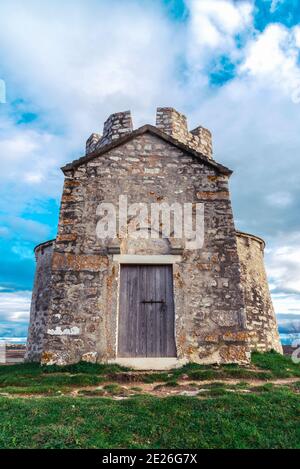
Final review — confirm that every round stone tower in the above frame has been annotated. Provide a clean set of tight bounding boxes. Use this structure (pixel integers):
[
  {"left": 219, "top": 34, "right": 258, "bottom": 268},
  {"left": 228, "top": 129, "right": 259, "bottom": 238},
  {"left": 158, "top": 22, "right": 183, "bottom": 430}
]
[
  {"left": 25, "top": 240, "right": 54, "bottom": 361},
  {"left": 236, "top": 231, "right": 282, "bottom": 353}
]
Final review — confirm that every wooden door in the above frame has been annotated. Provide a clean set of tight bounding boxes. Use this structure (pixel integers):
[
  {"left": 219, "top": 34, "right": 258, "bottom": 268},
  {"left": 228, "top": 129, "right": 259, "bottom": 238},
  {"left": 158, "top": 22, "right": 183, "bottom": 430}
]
[{"left": 118, "top": 265, "right": 177, "bottom": 357}]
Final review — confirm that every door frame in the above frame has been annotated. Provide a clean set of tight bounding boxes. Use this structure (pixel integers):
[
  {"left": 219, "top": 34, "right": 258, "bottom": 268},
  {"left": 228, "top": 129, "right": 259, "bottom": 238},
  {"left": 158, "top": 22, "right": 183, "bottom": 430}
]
[
  {"left": 113, "top": 254, "right": 182, "bottom": 264},
  {"left": 114, "top": 255, "right": 182, "bottom": 361}
]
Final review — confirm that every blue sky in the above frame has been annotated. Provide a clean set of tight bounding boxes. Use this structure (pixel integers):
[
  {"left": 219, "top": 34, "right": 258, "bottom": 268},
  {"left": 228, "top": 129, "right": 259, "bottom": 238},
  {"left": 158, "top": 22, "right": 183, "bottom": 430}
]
[{"left": 0, "top": 0, "right": 300, "bottom": 342}]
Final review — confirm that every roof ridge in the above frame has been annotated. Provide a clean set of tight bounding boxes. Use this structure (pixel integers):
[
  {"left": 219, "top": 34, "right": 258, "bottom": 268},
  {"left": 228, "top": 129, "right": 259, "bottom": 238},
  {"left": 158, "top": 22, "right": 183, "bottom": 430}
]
[{"left": 61, "top": 125, "right": 232, "bottom": 175}]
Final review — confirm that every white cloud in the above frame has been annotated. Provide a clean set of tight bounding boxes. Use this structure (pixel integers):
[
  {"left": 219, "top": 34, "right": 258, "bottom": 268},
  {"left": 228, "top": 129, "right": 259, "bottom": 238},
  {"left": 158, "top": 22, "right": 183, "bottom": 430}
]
[
  {"left": 265, "top": 191, "right": 293, "bottom": 208},
  {"left": 0, "top": 0, "right": 182, "bottom": 132},
  {"left": 0, "top": 133, "right": 38, "bottom": 158},
  {"left": 272, "top": 294, "right": 300, "bottom": 316},
  {"left": 240, "top": 24, "right": 300, "bottom": 99},
  {"left": 0, "top": 0, "right": 184, "bottom": 215},
  {"left": 11, "top": 243, "right": 34, "bottom": 260},
  {"left": 2, "top": 217, "right": 51, "bottom": 243},
  {"left": 295, "top": 26, "right": 300, "bottom": 48},
  {"left": 23, "top": 171, "right": 44, "bottom": 184},
  {"left": 188, "top": 0, "right": 253, "bottom": 45},
  {"left": 186, "top": 0, "right": 253, "bottom": 69},
  {"left": 266, "top": 232, "right": 300, "bottom": 295},
  {"left": 0, "top": 289, "right": 31, "bottom": 323},
  {"left": 0, "top": 115, "right": 67, "bottom": 212}
]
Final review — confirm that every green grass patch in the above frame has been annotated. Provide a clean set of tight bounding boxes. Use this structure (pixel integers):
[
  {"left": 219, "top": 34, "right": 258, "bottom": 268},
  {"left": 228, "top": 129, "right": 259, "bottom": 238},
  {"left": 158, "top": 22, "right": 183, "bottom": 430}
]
[
  {"left": 0, "top": 352, "right": 300, "bottom": 448},
  {"left": 0, "top": 361, "right": 128, "bottom": 377},
  {"left": 0, "top": 389, "right": 299, "bottom": 448},
  {"left": 0, "top": 351, "right": 299, "bottom": 394},
  {"left": 292, "top": 381, "right": 300, "bottom": 390},
  {"left": 43, "top": 362, "right": 129, "bottom": 375},
  {"left": 138, "top": 372, "right": 170, "bottom": 383},
  {"left": 0, "top": 373, "right": 104, "bottom": 388},
  {"left": 130, "top": 386, "right": 143, "bottom": 392},
  {"left": 77, "top": 389, "right": 105, "bottom": 397},
  {"left": 103, "top": 384, "right": 122, "bottom": 393},
  {"left": 232, "top": 381, "right": 250, "bottom": 389},
  {"left": 0, "top": 385, "right": 68, "bottom": 396},
  {"left": 203, "top": 387, "right": 229, "bottom": 397},
  {"left": 153, "top": 380, "right": 179, "bottom": 390},
  {"left": 251, "top": 350, "right": 300, "bottom": 378},
  {"left": 185, "top": 369, "right": 217, "bottom": 380},
  {"left": 164, "top": 380, "right": 179, "bottom": 387}
]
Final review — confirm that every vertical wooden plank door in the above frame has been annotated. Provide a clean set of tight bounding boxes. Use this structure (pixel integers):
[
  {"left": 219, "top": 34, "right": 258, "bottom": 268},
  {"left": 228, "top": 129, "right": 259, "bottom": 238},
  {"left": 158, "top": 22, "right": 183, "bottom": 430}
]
[{"left": 118, "top": 265, "right": 177, "bottom": 357}]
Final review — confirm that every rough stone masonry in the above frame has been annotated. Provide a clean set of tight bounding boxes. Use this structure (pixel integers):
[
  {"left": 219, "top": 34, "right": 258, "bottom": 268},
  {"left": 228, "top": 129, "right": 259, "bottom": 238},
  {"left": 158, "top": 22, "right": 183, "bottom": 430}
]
[{"left": 25, "top": 107, "right": 282, "bottom": 367}]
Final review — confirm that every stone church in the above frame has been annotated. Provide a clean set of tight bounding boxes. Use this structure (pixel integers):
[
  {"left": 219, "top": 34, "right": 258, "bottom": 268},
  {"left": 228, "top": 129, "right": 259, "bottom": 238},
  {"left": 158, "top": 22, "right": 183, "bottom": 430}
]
[{"left": 25, "top": 107, "right": 282, "bottom": 368}]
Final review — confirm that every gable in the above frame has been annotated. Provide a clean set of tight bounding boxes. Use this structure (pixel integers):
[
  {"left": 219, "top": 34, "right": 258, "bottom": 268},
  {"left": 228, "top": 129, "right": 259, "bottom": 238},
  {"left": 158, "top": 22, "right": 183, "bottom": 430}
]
[{"left": 61, "top": 125, "right": 232, "bottom": 176}]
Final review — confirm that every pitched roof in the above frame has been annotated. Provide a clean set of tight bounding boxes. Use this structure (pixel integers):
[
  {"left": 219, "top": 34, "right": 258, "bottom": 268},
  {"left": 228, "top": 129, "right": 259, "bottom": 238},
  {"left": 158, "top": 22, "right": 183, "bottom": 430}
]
[{"left": 61, "top": 124, "right": 232, "bottom": 175}]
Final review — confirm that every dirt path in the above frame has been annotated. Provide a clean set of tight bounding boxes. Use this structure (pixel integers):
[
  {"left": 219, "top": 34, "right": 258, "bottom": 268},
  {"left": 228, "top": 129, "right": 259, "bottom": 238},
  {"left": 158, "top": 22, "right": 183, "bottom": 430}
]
[{"left": 1, "top": 377, "right": 299, "bottom": 399}]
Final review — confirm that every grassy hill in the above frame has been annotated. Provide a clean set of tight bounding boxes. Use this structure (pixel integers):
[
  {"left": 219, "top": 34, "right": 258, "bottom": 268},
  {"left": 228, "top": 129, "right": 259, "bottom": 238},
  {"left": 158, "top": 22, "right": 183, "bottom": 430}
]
[{"left": 0, "top": 351, "right": 300, "bottom": 449}]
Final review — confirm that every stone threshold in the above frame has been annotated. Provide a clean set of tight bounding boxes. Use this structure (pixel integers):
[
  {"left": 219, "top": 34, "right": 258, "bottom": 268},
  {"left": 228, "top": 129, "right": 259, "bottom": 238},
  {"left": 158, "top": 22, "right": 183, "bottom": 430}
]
[{"left": 108, "top": 357, "right": 188, "bottom": 370}]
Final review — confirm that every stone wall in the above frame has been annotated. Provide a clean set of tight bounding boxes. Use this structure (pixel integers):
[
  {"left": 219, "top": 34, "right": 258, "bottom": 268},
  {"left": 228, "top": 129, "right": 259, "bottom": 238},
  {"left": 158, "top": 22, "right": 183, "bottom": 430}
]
[
  {"left": 236, "top": 231, "right": 282, "bottom": 353},
  {"left": 40, "top": 122, "right": 249, "bottom": 365},
  {"left": 25, "top": 240, "right": 54, "bottom": 362}
]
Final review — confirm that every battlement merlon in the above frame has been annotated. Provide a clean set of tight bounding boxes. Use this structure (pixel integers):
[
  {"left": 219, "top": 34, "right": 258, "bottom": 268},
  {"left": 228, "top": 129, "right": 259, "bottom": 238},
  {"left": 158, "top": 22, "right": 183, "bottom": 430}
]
[
  {"left": 85, "top": 107, "right": 212, "bottom": 159},
  {"left": 155, "top": 107, "right": 213, "bottom": 159}
]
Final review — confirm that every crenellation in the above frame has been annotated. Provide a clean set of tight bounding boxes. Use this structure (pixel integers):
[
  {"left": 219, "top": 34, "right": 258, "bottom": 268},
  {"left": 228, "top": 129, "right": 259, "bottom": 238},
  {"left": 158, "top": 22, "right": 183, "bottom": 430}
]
[
  {"left": 86, "top": 133, "right": 101, "bottom": 154},
  {"left": 190, "top": 126, "right": 213, "bottom": 158},
  {"left": 156, "top": 107, "right": 189, "bottom": 141},
  {"left": 155, "top": 107, "right": 213, "bottom": 159},
  {"left": 85, "top": 108, "right": 213, "bottom": 158},
  {"left": 96, "top": 110, "right": 133, "bottom": 148}
]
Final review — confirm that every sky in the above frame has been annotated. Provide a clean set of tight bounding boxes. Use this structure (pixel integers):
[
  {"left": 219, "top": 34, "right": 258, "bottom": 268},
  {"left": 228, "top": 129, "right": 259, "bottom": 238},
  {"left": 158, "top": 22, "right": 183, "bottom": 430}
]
[{"left": 0, "top": 0, "right": 300, "bottom": 343}]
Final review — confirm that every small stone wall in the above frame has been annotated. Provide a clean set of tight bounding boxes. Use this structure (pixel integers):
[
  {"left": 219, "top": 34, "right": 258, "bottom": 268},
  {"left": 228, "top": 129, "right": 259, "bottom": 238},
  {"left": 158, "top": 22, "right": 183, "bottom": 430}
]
[
  {"left": 236, "top": 231, "right": 282, "bottom": 353},
  {"left": 25, "top": 240, "right": 54, "bottom": 361}
]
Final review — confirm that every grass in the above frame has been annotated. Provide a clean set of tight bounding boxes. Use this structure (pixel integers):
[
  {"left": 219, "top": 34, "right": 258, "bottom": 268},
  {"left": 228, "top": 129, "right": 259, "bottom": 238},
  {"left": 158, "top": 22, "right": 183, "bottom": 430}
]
[
  {"left": 251, "top": 350, "right": 300, "bottom": 378},
  {"left": 0, "top": 373, "right": 105, "bottom": 387},
  {"left": 0, "top": 361, "right": 128, "bottom": 377},
  {"left": 0, "top": 351, "right": 298, "bottom": 394},
  {"left": 0, "top": 351, "right": 300, "bottom": 448},
  {"left": 0, "top": 389, "right": 299, "bottom": 448}
]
